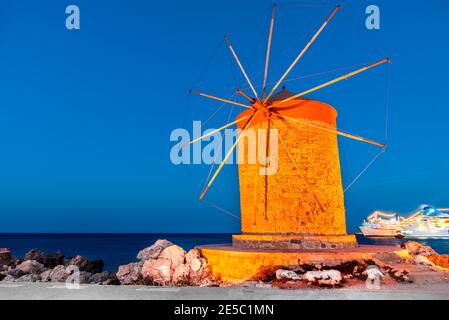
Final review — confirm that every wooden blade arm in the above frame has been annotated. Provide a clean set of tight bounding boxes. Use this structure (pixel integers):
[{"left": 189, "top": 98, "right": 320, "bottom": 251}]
[
  {"left": 272, "top": 112, "right": 386, "bottom": 148},
  {"left": 190, "top": 89, "right": 252, "bottom": 109},
  {"left": 199, "top": 111, "right": 259, "bottom": 200},
  {"left": 268, "top": 58, "right": 390, "bottom": 109},
  {"left": 224, "top": 36, "right": 260, "bottom": 101},
  {"left": 183, "top": 115, "right": 252, "bottom": 147},
  {"left": 262, "top": 4, "right": 277, "bottom": 101},
  {"left": 263, "top": 5, "right": 341, "bottom": 103}
]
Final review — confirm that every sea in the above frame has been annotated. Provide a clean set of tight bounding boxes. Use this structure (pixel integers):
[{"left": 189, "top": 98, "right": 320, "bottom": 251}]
[{"left": 1, "top": 233, "right": 448, "bottom": 272}]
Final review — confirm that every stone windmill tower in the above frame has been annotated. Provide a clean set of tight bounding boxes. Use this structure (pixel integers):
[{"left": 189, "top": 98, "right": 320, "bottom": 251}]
[{"left": 189, "top": 5, "right": 390, "bottom": 281}]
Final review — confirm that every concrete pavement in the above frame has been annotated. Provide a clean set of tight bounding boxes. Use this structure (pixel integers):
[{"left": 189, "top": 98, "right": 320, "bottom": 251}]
[{"left": 0, "top": 282, "right": 448, "bottom": 300}]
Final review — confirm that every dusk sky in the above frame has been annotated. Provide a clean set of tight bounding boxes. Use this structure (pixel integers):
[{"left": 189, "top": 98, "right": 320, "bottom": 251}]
[{"left": 0, "top": 0, "right": 448, "bottom": 233}]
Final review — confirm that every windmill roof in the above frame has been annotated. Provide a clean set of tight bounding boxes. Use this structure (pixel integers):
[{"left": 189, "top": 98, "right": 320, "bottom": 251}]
[{"left": 267, "top": 86, "right": 309, "bottom": 103}]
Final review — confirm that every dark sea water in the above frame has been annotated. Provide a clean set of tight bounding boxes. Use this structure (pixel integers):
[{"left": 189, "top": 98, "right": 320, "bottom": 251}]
[{"left": 0, "top": 233, "right": 448, "bottom": 272}]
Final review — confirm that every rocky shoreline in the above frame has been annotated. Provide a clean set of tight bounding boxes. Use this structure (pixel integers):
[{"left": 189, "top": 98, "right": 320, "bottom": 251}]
[{"left": 1, "top": 240, "right": 449, "bottom": 288}]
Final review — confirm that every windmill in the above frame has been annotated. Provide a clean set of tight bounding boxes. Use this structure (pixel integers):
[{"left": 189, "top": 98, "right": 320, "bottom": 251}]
[{"left": 188, "top": 4, "right": 390, "bottom": 249}]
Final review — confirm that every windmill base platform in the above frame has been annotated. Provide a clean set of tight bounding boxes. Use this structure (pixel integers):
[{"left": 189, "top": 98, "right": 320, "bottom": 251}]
[{"left": 199, "top": 241, "right": 408, "bottom": 283}]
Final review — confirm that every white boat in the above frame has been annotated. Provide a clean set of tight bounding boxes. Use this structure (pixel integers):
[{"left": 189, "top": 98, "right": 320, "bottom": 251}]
[
  {"left": 400, "top": 206, "right": 449, "bottom": 239},
  {"left": 359, "top": 211, "right": 401, "bottom": 237}
]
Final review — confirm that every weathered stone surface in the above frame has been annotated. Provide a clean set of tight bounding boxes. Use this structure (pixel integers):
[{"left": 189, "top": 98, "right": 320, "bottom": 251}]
[
  {"left": 24, "top": 249, "right": 45, "bottom": 262},
  {"left": 2, "top": 275, "right": 15, "bottom": 282},
  {"left": 402, "top": 241, "right": 436, "bottom": 256},
  {"left": 304, "top": 270, "right": 342, "bottom": 286},
  {"left": 275, "top": 269, "right": 301, "bottom": 281},
  {"left": 172, "top": 264, "right": 190, "bottom": 285},
  {"left": 67, "top": 255, "right": 103, "bottom": 273},
  {"left": 40, "top": 270, "right": 51, "bottom": 282},
  {"left": 412, "top": 255, "right": 433, "bottom": 266},
  {"left": 141, "top": 258, "right": 172, "bottom": 284},
  {"left": 15, "top": 274, "right": 41, "bottom": 282},
  {"left": 116, "top": 262, "right": 143, "bottom": 285},
  {"left": 78, "top": 271, "right": 92, "bottom": 284},
  {"left": 0, "top": 248, "right": 16, "bottom": 266},
  {"left": 49, "top": 265, "right": 69, "bottom": 282},
  {"left": 17, "top": 260, "right": 46, "bottom": 275},
  {"left": 137, "top": 240, "right": 174, "bottom": 261},
  {"left": 8, "top": 268, "right": 26, "bottom": 279},
  {"left": 158, "top": 245, "right": 185, "bottom": 269},
  {"left": 89, "top": 271, "right": 109, "bottom": 284},
  {"left": 186, "top": 248, "right": 201, "bottom": 265},
  {"left": 190, "top": 258, "right": 202, "bottom": 272},
  {"left": 390, "top": 269, "right": 412, "bottom": 283}
]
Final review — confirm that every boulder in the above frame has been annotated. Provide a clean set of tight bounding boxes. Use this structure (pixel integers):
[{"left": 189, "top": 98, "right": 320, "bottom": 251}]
[
  {"left": 172, "top": 264, "right": 190, "bottom": 285},
  {"left": 42, "top": 251, "right": 65, "bottom": 268},
  {"left": 15, "top": 274, "right": 41, "bottom": 282},
  {"left": 185, "top": 248, "right": 201, "bottom": 265},
  {"left": 24, "top": 249, "right": 45, "bottom": 263},
  {"left": 49, "top": 265, "right": 69, "bottom": 282},
  {"left": 7, "top": 268, "right": 26, "bottom": 279},
  {"left": 275, "top": 269, "right": 301, "bottom": 281},
  {"left": 0, "top": 248, "right": 16, "bottom": 266},
  {"left": 190, "top": 258, "right": 202, "bottom": 272},
  {"left": 402, "top": 241, "right": 436, "bottom": 256},
  {"left": 67, "top": 255, "right": 103, "bottom": 273},
  {"left": 304, "top": 270, "right": 342, "bottom": 287},
  {"left": 188, "top": 258, "right": 212, "bottom": 285},
  {"left": 141, "top": 258, "right": 172, "bottom": 284},
  {"left": 137, "top": 239, "right": 174, "bottom": 261},
  {"left": 89, "top": 271, "right": 111, "bottom": 284},
  {"left": 40, "top": 269, "right": 51, "bottom": 282},
  {"left": 116, "top": 262, "right": 143, "bottom": 285},
  {"left": 390, "top": 269, "right": 412, "bottom": 283},
  {"left": 17, "top": 260, "right": 46, "bottom": 275},
  {"left": 412, "top": 255, "right": 433, "bottom": 266},
  {"left": 2, "top": 275, "right": 15, "bottom": 282},
  {"left": 78, "top": 271, "right": 92, "bottom": 284},
  {"left": 159, "top": 245, "right": 185, "bottom": 269}
]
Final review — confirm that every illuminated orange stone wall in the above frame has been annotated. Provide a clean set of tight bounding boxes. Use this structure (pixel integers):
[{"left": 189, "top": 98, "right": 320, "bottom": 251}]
[{"left": 234, "top": 97, "right": 355, "bottom": 248}]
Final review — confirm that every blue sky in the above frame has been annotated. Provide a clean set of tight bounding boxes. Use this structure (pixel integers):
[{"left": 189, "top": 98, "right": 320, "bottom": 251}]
[{"left": 0, "top": 0, "right": 448, "bottom": 232}]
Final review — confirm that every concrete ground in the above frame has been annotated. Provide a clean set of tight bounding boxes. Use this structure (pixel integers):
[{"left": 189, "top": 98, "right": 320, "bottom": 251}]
[{"left": 0, "top": 282, "right": 448, "bottom": 300}]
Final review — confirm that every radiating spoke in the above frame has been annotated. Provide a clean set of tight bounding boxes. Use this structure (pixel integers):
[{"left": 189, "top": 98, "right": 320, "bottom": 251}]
[
  {"left": 183, "top": 115, "right": 252, "bottom": 147},
  {"left": 224, "top": 36, "right": 260, "bottom": 101},
  {"left": 191, "top": 89, "right": 253, "bottom": 109},
  {"left": 262, "top": 4, "right": 277, "bottom": 101},
  {"left": 268, "top": 58, "right": 390, "bottom": 109},
  {"left": 264, "top": 5, "right": 341, "bottom": 103},
  {"left": 199, "top": 110, "right": 259, "bottom": 200},
  {"left": 272, "top": 112, "right": 386, "bottom": 148}
]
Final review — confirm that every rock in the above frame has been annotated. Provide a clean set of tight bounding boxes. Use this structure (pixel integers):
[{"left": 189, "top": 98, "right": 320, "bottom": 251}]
[
  {"left": 15, "top": 274, "right": 41, "bottom": 282},
  {"left": 188, "top": 258, "right": 212, "bottom": 285},
  {"left": 67, "top": 255, "right": 103, "bottom": 273},
  {"left": 413, "top": 255, "right": 433, "bottom": 266},
  {"left": 343, "top": 274, "right": 354, "bottom": 280},
  {"left": 0, "top": 272, "right": 5, "bottom": 281},
  {"left": 0, "top": 248, "right": 16, "bottom": 266},
  {"left": 42, "top": 252, "right": 65, "bottom": 269},
  {"left": 40, "top": 270, "right": 51, "bottom": 282},
  {"left": 352, "top": 265, "right": 367, "bottom": 279},
  {"left": 2, "top": 275, "right": 15, "bottom": 282},
  {"left": 275, "top": 269, "right": 301, "bottom": 281},
  {"left": 363, "top": 266, "right": 385, "bottom": 281},
  {"left": 17, "top": 260, "right": 46, "bottom": 275},
  {"left": 158, "top": 245, "right": 185, "bottom": 269},
  {"left": 89, "top": 271, "right": 110, "bottom": 284},
  {"left": 390, "top": 269, "right": 412, "bottom": 283},
  {"left": 172, "top": 264, "right": 190, "bottom": 285},
  {"left": 7, "top": 268, "right": 26, "bottom": 279},
  {"left": 402, "top": 241, "right": 436, "bottom": 256},
  {"left": 288, "top": 266, "right": 305, "bottom": 274},
  {"left": 137, "top": 239, "right": 174, "bottom": 261},
  {"left": 190, "top": 258, "right": 202, "bottom": 272},
  {"left": 78, "top": 271, "right": 92, "bottom": 284},
  {"left": 186, "top": 248, "right": 201, "bottom": 265},
  {"left": 101, "top": 273, "right": 120, "bottom": 286},
  {"left": 304, "top": 270, "right": 342, "bottom": 287},
  {"left": 427, "top": 254, "right": 449, "bottom": 269},
  {"left": 24, "top": 248, "right": 45, "bottom": 263},
  {"left": 141, "top": 258, "right": 172, "bottom": 284},
  {"left": 49, "top": 265, "right": 69, "bottom": 282},
  {"left": 116, "top": 262, "right": 143, "bottom": 285}
]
